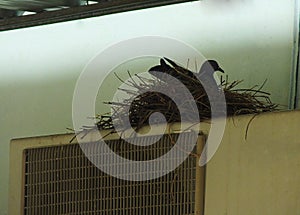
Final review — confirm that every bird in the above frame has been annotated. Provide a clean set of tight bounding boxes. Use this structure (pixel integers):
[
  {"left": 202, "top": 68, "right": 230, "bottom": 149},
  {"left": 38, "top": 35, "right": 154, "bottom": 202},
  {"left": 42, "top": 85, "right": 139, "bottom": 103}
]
[
  {"left": 148, "top": 57, "right": 226, "bottom": 118},
  {"left": 148, "top": 57, "right": 224, "bottom": 87}
]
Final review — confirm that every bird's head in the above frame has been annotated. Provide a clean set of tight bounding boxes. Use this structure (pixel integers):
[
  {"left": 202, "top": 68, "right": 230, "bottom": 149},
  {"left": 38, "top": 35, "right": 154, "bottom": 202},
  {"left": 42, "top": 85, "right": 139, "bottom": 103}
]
[{"left": 201, "top": 60, "right": 224, "bottom": 74}]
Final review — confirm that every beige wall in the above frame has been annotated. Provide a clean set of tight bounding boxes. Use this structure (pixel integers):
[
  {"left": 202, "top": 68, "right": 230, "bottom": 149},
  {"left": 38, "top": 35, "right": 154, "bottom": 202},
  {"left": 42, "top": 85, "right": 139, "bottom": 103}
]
[
  {"left": 9, "top": 110, "right": 300, "bottom": 214},
  {"left": 205, "top": 110, "right": 300, "bottom": 214}
]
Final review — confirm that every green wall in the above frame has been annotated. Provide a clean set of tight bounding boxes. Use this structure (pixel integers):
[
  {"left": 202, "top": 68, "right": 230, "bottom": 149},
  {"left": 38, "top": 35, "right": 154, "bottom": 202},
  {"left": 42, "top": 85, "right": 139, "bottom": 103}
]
[{"left": 0, "top": 0, "right": 296, "bottom": 214}]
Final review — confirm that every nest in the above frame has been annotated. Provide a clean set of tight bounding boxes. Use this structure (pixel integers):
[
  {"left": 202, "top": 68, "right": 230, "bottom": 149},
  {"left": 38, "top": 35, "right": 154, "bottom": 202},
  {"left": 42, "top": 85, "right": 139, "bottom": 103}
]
[{"left": 93, "top": 61, "right": 278, "bottom": 133}]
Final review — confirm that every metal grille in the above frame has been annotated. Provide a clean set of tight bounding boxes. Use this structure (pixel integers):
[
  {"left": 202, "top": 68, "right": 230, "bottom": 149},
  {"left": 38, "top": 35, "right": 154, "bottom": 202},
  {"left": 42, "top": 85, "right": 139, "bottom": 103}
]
[
  {"left": 0, "top": 0, "right": 80, "bottom": 11},
  {"left": 0, "top": 0, "right": 196, "bottom": 31},
  {"left": 24, "top": 133, "right": 197, "bottom": 215}
]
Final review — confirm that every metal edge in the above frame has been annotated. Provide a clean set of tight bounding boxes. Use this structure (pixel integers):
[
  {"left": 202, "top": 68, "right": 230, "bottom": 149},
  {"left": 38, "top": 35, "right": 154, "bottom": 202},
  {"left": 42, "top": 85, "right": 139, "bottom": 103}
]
[{"left": 289, "top": 0, "right": 300, "bottom": 109}]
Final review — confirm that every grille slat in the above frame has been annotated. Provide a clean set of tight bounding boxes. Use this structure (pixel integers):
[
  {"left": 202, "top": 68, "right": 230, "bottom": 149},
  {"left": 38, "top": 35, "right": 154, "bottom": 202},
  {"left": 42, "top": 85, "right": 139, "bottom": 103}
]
[{"left": 24, "top": 133, "right": 197, "bottom": 215}]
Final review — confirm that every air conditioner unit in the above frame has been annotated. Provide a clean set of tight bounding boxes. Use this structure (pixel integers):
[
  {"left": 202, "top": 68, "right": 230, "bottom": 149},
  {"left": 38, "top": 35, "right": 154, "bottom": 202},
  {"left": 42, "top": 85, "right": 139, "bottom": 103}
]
[{"left": 9, "top": 123, "right": 205, "bottom": 215}]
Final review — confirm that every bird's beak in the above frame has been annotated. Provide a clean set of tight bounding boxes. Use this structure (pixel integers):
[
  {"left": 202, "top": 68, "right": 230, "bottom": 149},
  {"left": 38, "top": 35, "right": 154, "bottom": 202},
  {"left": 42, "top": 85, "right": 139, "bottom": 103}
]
[{"left": 218, "top": 67, "right": 225, "bottom": 73}]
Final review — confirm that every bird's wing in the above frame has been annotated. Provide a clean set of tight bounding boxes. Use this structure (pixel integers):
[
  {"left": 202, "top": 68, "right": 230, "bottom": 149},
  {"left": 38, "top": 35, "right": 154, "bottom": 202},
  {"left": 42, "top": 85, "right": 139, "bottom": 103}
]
[
  {"left": 149, "top": 58, "right": 202, "bottom": 85},
  {"left": 163, "top": 57, "right": 197, "bottom": 78},
  {"left": 148, "top": 59, "right": 176, "bottom": 82}
]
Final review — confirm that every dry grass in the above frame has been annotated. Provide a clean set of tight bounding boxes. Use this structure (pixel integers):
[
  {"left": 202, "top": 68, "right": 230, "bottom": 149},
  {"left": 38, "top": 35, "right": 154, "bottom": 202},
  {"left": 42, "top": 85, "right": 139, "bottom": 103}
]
[{"left": 93, "top": 70, "right": 278, "bottom": 133}]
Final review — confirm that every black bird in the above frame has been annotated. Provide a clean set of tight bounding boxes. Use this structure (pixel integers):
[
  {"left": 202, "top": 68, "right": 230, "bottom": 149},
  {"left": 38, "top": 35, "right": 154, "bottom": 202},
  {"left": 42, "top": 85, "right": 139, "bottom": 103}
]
[
  {"left": 148, "top": 57, "right": 226, "bottom": 118},
  {"left": 148, "top": 57, "right": 224, "bottom": 86}
]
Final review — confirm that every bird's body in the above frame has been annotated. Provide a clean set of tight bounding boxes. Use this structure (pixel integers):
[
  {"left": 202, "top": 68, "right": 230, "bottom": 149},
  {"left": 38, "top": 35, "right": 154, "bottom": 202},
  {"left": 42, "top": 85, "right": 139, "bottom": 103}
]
[{"left": 148, "top": 58, "right": 198, "bottom": 85}]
